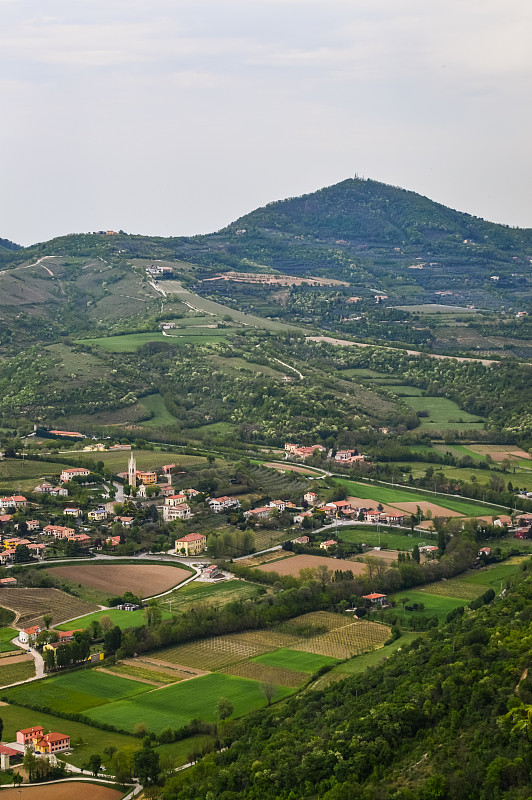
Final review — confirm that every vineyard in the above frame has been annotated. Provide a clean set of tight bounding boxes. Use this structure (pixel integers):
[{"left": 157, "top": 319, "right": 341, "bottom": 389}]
[
  {"left": 156, "top": 611, "right": 391, "bottom": 679},
  {"left": 222, "top": 660, "right": 308, "bottom": 688},
  {"left": 0, "top": 588, "right": 98, "bottom": 628},
  {"left": 246, "top": 464, "right": 309, "bottom": 499}
]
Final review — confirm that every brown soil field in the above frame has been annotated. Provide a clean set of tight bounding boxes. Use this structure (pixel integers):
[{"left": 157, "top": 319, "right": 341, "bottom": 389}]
[
  {"left": 202, "top": 272, "right": 348, "bottom": 287},
  {"left": 0, "top": 653, "right": 33, "bottom": 667},
  {"left": 237, "top": 551, "right": 295, "bottom": 567},
  {"left": 391, "top": 501, "right": 463, "bottom": 518},
  {"left": 469, "top": 444, "right": 531, "bottom": 461},
  {"left": 263, "top": 461, "right": 321, "bottom": 475},
  {"left": 47, "top": 564, "right": 190, "bottom": 598},
  {"left": 0, "top": 588, "right": 98, "bottom": 628},
  {"left": 256, "top": 554, "right": 367, "bottom": 578},
  {"left": 0, "top": 782, "right": 124, "bottom": 800},
  {"left": 346, "top": 496, "right": 401, "bottom": 516}
]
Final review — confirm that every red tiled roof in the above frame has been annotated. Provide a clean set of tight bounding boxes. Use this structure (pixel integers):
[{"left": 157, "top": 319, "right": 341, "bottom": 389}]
[
  {"left": 24, "top": 625, "right": 41, "bottom": 635},
  {"left": 363, "top": 593, "right": 387, "bottom": 600},
  {"left": 18, "top": 726, "right": 43, "bottom": 735},
  {"left": 176, "top": 533, "right": 206, "bottom": 543}
]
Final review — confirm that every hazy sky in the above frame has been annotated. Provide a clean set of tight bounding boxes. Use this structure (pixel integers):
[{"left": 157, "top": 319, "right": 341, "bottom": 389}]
[{"left": 1, "top": 0, "right": 531, "bottom": 245}]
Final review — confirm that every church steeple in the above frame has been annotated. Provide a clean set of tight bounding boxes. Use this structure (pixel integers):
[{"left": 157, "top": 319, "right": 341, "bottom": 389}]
[{"left": 128, "top": 453, "right": 137, "bottom": 488}]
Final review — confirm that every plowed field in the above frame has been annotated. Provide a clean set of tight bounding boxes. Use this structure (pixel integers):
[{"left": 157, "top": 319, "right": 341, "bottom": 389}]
[
  {"left": 47, "top": 564, "right": 190, "bottom": 597},
  {"left": 0, "top": 783, "right": 123, "bottom": 800},
  {"left": 256, "top": 554, "right": 367, "bottom": 577},
  {"left": 0, "top": 588, "right": 98, "bottom": 628}
]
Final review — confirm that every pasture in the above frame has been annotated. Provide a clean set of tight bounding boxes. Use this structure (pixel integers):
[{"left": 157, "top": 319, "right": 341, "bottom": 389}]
[
  {"left": 86, "top": 673, "right": 294, "bottom": 733},
  {"left": 402, "top": 396, "right": 485, "bottom": 432},
  {"left": 55, "top": 606, "right": 174, "bottom": 632},
  {"left": 338, "top": 527, "right": 437, "bottom": 551},
  {"left": 3, "top": 669, "right": 150, "bottom": 714},
  {"left": 0, "top": 627, "right": 20, "bottom": 653},
  {"left": 0, "top": 457, "right": 69, "bottom": 481},
  {"left": 254, "top": 648, "right": 338, "bottom": 673},
  {"left": 139, "top": 393, "right": 179, "bottom": 428},
  {"left": 47, "top": 563, "right": 192, "bottom": 599},
  {"left": 389, "top": 590, "right": 467, "bottom": 622},
  {"left": 0, "top": 588, "right": 98, "bottom": 629}
]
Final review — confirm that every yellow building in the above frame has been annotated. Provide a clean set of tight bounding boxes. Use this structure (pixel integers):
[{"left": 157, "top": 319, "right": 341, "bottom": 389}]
[
  {"left": 136, "top": 470, "right": 157, "bottom": 485},
  {"left": 175, "top": 532, "right": 206, "bottom": 556}
]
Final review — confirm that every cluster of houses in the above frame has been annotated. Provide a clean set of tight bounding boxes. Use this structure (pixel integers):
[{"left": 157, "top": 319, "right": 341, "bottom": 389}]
[
  {"left": 284, "top": 442, "right": 369, "bottom": 466},
  {"left": 298, "top": 492, "right": 405, "bottom": 526},
  {"left": 162, "top": 488, "right": 200, "bottom": 522},
  {"left": 0, "top": 535, "right": 45, "bottom": 566}
]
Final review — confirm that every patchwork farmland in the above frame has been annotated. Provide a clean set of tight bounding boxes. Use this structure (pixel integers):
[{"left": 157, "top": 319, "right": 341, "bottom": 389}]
[
  {"left": 0, "top": 588, "right": 98, "bottom": 629},
  {"left": 11, "top": 611, "right": 391, "bottom": 736}
]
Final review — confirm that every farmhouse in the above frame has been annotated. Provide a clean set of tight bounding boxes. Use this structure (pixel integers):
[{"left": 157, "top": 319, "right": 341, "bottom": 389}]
[
  {"left": 419, "top": 545, "right": 439, "bottom": 555},
  {"left": 334, "top": 450, "right": 367, "bottom": 464},
  {"left": 320, "top": 539, "right": 337, "bottom": 550},
  {"left": 31, "top": 731, "right": 71, "bottom": 754},
  {"left": 292, "top": 535, "right": 310, "bottom": 544},
  {"left": 209, "top": 496, "right": 240, "bottom": 513},
  {"left": 43, "top": 524, "right": 76, "bottom": 539},
  {"left": 479, "top": 547, "right": 491, "bottom": 556},
  {"left": 63, "top": 507, "right": 82, "bottom": 518},
  {"left": 0, "top": 496, "right": 27, "bottom": 509},
  {"left": 60, "top": 467, "right": 90, "bottom": 483},
  {"left": 17, "top": 725, "right": 45, "bottom": 745},
  {"left": 163, "top": 503, "right": 192, "bottom": 522},
  {"left": 286, "top": 444, "right": 326, "bottom": 461},
  {"left": 202, "top": 564, "right": 220, "bottom": 579},
  {"left": 88, "top": 507, "right": 108, "bottom": 521},
  {"left": 363, "top": 593, "right": 388, "bottom": 606},
  {"left": 175, "top": 532, "right": 206, "bottom": 556},
  {"left": 34, "top": 482, "right": 68, "bottom": 496},
  {"left": 293, "top": 512, "right": 312, "bottom": 525},
  {"left": 26, "top": 520, "right": 40, "bottom": 531},
  {"left": 165, "top": 494, "right": 188, "bottom": 506},
  {"left": 113, "top": 516, "right": 134, "bottom": 527},
  {"left": 19, "top": 625, "right": 41, "bottom": 644},
  {"left": 105, "top": 535, "right": 121, "bottom": 547},
  {"left": 304, "top": 491, "right": 318, "bottom": 505},
  {"left": 245, "top": 506, "right": 273, "bottom": 521},
  {"left": 0, "top": 577, "right": 17, "bottom": 587},
  {"left": 384, "top": 513, "right": 405, "bottom": 525},
  {"left": 269, "top": 499, "right": 287, "bottom": 513}
]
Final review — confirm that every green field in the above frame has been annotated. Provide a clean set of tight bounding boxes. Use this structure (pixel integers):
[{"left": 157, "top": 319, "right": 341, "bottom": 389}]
[
  {"left": 311, "top": 632, "right": 419, "bottom": 689},
  {"left": 0, "top": 457, "right": 69, "bottom": 481},
  {"left": 403, "top": 396, "right": 485, "bottom": 432},
  {"left": 335, "top": 478, "right": 500, "bottom": 517},
  {"left": 0, "top": 660, "right": 35, "bottom": 686},
  {"left": 139, "top": 393, "right": 179, "bottom": 428},
  {"left": 82, "top": 327, "right": 238, "bottom": 353},
  {"left": 158, "top": 579, "right": 263, "bottom": 614},
  {"left": 55, "top": 606, "right": 174, "bottom": 632},
  {"left": 254, "top": 648, "right": 338, "bottom": 674},
  {"left": 338, "top": 527, "right": 437, "bottom": 551},
  {"left": 384, "top": 385, "right": 424, "bottom": 396},
  {"left": 86, "top": 673, "right": 293, "bottom": 733},
  {"left": 4, "top": 669, "right": 150, "bottom": 713},
  {"left": 0, "top": 627, "right": 20, "bottom": 653},
  {"left": 460, "top": 560, "right": 525, "bottom": 588},
  {"left": 388, "top": 590, "right": 467, "bottom": 622}
]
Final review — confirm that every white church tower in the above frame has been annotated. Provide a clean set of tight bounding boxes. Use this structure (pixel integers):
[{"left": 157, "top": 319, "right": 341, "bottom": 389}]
[{"left": 128, "top": 453, "right": 137, "bottom": 488}]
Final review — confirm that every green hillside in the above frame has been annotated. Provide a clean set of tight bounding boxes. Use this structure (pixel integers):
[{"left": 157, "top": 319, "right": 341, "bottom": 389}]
[{"left": 162, "top": 571, "right": 532, "bottom": 800}]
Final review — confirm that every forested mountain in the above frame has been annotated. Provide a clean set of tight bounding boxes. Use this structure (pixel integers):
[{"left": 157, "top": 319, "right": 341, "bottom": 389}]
[{"left": 163, "top": 571, "right": 532, "bottom": 800}]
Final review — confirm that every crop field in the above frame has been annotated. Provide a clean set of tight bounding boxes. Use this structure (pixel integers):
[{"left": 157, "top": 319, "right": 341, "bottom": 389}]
[
  {"left": 0, "top": 457, "right": 69, "bottom": 481},
  {"left": 460, "top": 559, "right": 525, "bottom": 587},
  {"left": 158, "top": 579, "right": 263, "bottom": 613},
  {"left": 105, "top": 662, "right": 182, "bottom": 685},
  {"left": 256, "top": 554, "right": 367, "bottom": 578},
  {"left": 0, "top": 657, "right": 35, "bottom": 687},
  {"left": 86, "top": 672, "right": 294, "bottom": 733},
  {"left": 468, "top": 444, "right": 531, "bottom": 462},
  {"left": 0, "top": 784, "right": 124, "bottom": 800},
  {"left": 221, "top": 660, "right": 308, "bottom": 688},
  {"left": 75, "top": 448, "right": 206, "bottom": 471},
  {"left": 0, "top": 627, "right": 20, "bottom": 653},
  {"left": 47, "top": 563, "right": 192, "bottom": 598},
  {"left": 155, "top": 631, "right": 292, "bottom": 672},
  {"left": 4, "top": 669, "right": 151, "bottom": 714},
  {"left": 55, "top": 606, "right": 173, "bottom": 632},
  {"left": 291, "top": 620, "right": 390, "bottom": 659},
  {"left": 80, "top": 328, "right": 235, "bottom": 353},
  {"left": 419, "top": 579, "right": 483, "bottom": 601},
  {"left": 254, "top": 648, "right": 339, "bottom": 673},
  {"left": 0, "top": 588, "right": 98, "bottom": 628}
]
